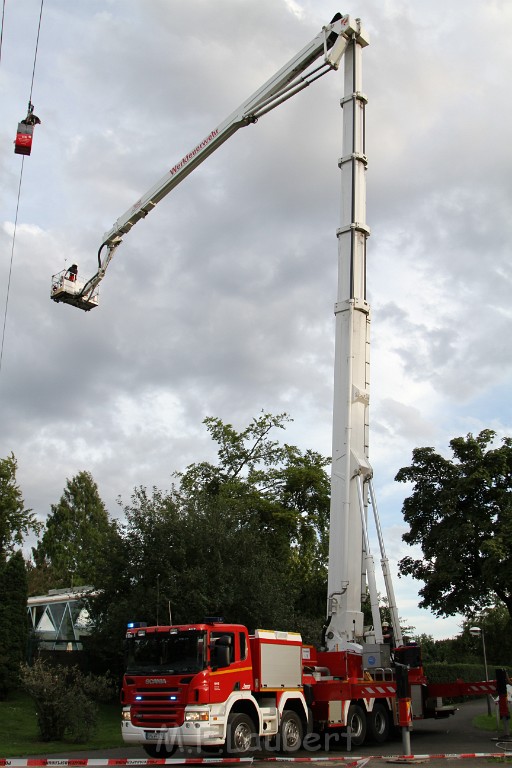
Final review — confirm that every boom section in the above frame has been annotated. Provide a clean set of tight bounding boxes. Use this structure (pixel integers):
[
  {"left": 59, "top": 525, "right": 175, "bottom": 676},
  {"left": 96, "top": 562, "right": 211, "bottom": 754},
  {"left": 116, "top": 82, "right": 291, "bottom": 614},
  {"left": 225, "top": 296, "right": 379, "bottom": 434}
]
[
  {"left": 326, "top": 23, "right": 371, "bottom": 651},
  {"left": 101, "top": 14, "right": 360, "bottom": 248},
  {"left": 51, "top": 14, "right": 367, "bottom": 309}
]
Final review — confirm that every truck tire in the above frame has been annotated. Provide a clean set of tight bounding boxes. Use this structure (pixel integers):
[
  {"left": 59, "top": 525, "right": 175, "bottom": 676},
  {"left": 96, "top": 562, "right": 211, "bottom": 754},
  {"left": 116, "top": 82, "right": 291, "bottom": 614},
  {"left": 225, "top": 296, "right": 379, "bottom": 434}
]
[
  {"left": 279, "top": 710, "right": 303, "bottom": 752},
  {"left": 366, "top": 702, "right": 389, "bottom": 744},
  {"left": 225, "top": 712, "right": 256, "bottom": 756},
  {"left": 346, "top": 703, "right": 367, "bottom": 747},
  {"left": 143, "top": 743, "right": 177, "bottom": 758}
]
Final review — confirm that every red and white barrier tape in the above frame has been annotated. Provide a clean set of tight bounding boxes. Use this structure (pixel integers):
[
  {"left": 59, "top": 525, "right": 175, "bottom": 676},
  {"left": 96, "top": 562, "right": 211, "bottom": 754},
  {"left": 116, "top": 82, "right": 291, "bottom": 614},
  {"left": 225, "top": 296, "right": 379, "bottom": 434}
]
[
  {"left": 0, "top": 762, "right": 252, "bottom": 767},
  {"left": 0, "top": 762, "right": 250, "bottom": 767},
  {"left": 258, "top": 759, "right": 366, "bottom": 764},
  {"left": 261, "top": 760, "right": 368, "bottom": 766},
  {"left": 0, "top": 760, "right": 368, "bottom": 767},
  {"left": 0, "top": 762, "right": 367, "bottom": 767},
  {"left": 1, "top": 753, "right": 510, "bottom": 766},
  {"left": 367, "top": 754, "right": 508, "bottom": 761},
  {"left": 267, "top": 756, "right": 511, "bottom": 763}
]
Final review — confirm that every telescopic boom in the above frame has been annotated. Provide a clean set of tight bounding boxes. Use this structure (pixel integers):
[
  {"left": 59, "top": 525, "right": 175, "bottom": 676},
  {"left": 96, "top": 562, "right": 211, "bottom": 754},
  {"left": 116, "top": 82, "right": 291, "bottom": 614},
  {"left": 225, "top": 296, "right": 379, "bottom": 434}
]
[{"left": 50, "top": 14, "right": 367, "bottom": 311}]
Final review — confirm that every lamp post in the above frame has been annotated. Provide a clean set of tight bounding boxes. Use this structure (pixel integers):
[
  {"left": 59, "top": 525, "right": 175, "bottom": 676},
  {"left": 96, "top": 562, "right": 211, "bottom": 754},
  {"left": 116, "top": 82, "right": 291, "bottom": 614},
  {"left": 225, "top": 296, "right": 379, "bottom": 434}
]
[{"left": 470, "top": 626, "right": 491, "bottom": 716}]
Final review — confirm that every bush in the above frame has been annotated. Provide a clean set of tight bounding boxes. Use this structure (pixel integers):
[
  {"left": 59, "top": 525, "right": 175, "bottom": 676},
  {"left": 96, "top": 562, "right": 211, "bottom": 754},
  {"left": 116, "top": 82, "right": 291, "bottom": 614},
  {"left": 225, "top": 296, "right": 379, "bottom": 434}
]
[
  {"left": 20, "top": 659, "right": 114, "bottom": 742},
  {"left": 424, "top": 662, "right": 490, "bottom": 685}
]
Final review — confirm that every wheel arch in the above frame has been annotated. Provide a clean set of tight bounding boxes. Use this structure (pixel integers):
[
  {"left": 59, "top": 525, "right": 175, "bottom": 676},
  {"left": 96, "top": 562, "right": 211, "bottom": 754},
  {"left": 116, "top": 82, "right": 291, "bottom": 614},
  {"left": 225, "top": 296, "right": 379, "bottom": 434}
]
[
  {"left": 279, "top": 693, "right": 309, "bottom": 730},
  {"left": 227, "top": 697, "right": 260, "bottom": 731},
  {"left": 367, "top": 696, "right": 392, "bottom": 713}
]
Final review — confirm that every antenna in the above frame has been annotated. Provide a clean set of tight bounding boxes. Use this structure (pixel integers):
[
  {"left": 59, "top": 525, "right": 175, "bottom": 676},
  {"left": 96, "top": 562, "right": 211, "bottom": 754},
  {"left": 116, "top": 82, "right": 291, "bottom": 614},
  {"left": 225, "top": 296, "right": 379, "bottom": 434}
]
[
  {"left": 156, "top": 573, "right": 160, "bottom": 626},
  {"left": 168, "top": 601, "right": 172, "bottom": 626}
]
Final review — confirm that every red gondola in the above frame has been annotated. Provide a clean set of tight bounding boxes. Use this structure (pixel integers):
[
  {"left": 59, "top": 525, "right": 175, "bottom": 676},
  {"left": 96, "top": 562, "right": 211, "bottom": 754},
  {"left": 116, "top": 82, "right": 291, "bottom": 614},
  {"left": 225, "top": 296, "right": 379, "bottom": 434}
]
[{"left": 14, "top": 103, "right": 41, "bottom": 156}]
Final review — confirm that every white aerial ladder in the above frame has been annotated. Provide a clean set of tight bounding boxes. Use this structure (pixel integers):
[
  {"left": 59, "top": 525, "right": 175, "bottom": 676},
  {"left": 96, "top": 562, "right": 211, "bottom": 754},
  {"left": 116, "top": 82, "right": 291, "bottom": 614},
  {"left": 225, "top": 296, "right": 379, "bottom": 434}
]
[
  {"left": 325, "top": 31, "right": 403, "bottom": 652},
  {"left": 51, "top": 13, "right": 403, "bottom": 655}
]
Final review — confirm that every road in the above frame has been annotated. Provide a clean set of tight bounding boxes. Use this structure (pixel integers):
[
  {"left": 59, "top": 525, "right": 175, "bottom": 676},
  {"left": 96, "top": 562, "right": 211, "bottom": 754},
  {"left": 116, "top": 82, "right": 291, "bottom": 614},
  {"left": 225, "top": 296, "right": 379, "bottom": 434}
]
[{"left": 10, "top": 699, "right": 511, "bottom": 768}]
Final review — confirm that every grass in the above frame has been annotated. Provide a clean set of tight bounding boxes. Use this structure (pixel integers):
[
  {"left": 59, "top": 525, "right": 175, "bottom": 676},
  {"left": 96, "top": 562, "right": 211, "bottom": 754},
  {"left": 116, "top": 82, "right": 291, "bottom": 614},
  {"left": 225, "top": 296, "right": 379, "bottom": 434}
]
[
  {"left": 1, "top": 694, "right": 509, "bottom": 758},
  {"left": 474, "top": 712, "right": 511, "bottom": 734},
  {"left": 0, "top": 689, "right": 124, "bottom": 757}
]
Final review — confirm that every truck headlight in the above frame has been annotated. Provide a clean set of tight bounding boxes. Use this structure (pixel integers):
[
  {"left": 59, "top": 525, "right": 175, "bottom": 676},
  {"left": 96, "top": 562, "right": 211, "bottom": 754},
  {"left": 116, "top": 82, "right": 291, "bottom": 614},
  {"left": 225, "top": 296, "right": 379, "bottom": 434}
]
[
  {"left": 185, "top": 710, "right": 209, "bottom": 722},
  {"left": 121, "top": 708, "right": 131, "bottom": 722}
]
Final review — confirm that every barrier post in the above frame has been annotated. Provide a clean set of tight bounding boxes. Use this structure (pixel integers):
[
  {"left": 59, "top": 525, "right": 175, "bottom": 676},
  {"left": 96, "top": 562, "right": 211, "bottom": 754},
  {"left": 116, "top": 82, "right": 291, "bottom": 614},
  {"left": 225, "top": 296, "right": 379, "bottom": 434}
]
[
  {"left": 496, "top": 667, "right": 511, "bottom": 738},
  {"left": 395, "top": 662, "right": 412, "bottom": 754}
]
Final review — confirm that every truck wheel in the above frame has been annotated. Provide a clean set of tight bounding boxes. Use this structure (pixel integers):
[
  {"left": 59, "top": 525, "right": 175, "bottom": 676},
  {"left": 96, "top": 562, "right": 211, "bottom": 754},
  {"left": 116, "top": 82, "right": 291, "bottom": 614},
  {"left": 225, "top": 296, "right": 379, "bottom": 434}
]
[
  {"left": 225, "top": 712, "right": 256, "bottom": 756},
  {"left": 366, "top": 703, "right": 389, "bottom": 744},
  {"left": 346, "top": 704, "right": 367, "bottom": 747},
  {"left": 279, "top": 710, "right": 303, "bottom": 752},
  {"left": 143, "top": 743, "right": 177, "bottom": 758}
]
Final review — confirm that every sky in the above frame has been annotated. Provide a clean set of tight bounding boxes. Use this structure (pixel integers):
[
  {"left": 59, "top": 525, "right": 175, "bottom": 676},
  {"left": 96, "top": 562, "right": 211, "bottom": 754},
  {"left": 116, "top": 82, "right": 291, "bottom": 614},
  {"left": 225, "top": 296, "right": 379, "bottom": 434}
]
[{"left": 1, "top": 0, "right": 511, "bottom": 642}]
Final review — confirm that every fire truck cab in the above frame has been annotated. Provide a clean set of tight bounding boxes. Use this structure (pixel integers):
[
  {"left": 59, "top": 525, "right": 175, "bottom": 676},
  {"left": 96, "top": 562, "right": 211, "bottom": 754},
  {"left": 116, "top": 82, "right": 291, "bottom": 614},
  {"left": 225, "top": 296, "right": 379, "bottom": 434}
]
[{"left": 122, "top": 621, "right": 308, "bottom": 756}]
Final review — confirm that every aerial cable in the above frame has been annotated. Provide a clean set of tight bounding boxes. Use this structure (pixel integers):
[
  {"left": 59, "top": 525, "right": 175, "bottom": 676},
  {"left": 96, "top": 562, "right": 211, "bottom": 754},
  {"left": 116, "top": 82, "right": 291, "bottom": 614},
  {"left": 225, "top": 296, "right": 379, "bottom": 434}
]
[
  {"left": 0, "top": 0, "right": 6, "bottom": 68},
  {"left": 0, "top": 0, "right": 44, "bottom": 380},
  {"left": 14, "top": 0, "right": 43, "bottom": 156},
  {"left": 28, "top": 0, "right": 44, "bottom": 102},
  {"left": 0, "top": 161, "right": 24, "bottom": 378}
]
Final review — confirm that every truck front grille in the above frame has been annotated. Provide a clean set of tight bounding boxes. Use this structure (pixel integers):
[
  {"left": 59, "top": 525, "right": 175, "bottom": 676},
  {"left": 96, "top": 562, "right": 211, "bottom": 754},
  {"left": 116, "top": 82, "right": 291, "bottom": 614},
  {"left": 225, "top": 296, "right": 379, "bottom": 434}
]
[
  {"left": 131, "top": 704, "right": 184, "bottom": 728},
  {"left": 128, "top": 684, "right": 185, "bottom": 728}
]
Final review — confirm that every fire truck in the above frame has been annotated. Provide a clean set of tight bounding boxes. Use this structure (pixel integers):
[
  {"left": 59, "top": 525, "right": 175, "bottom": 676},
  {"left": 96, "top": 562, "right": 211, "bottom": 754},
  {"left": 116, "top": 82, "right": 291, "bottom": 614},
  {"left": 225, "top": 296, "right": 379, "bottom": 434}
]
[
  {"left": 121, "top": 620, "right": 494, "bottom": 756},
  {"left": 52, "top": 13, "right": 495, "bottom": 754}
]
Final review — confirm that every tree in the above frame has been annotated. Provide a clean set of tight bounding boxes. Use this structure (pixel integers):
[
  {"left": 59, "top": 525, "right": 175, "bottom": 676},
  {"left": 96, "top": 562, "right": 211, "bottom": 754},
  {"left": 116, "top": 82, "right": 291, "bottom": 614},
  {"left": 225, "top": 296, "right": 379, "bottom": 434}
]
[
  {"left": 88, "top": 413, "right": 332, "bottom": 670},
  {"left": 175, "top": 413, "right": 331, "bottom": 635},
  {"left": 0, "top": 455, "right": 34, "bottom": 698},
  {"left": 32, "top": 471, "right": 118, "bottom": 588},
  {"left": 396, "top": 430, "right": 512, "bottom": 621},
  {"left": 0, "top": 550, "right": 28, "bottom": 698},
  {"left": 0, "top": 453, "right": 41, "bottom": 562},
  {"left": 460, "top": 604, "right": 512, "bottom": 668}
]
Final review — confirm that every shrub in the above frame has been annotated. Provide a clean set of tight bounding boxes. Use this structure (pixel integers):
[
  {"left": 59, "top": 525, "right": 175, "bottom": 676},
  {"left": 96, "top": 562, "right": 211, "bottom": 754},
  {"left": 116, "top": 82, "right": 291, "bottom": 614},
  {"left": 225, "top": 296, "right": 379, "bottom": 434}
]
[{"left": 20, "top": 659, "right": 114, "bottom": 742}]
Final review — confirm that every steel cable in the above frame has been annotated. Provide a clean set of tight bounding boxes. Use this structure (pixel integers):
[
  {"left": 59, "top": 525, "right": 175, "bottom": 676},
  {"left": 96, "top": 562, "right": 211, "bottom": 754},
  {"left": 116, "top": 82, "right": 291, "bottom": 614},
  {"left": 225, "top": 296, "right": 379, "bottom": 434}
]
[{"left": 0, "top": 0, "right": 44, "bottom": 381}]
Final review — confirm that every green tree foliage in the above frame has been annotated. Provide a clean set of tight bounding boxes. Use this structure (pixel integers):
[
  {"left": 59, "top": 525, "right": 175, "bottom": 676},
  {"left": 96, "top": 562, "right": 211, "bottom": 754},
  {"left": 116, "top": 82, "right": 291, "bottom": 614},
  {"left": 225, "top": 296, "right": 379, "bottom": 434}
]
[
  {"left": 460, "top": 605, "right": 512, "bottom": 669},
  {"left": 0, "top": 456, "right": 33, "bottom": 698},
  {"left": 177, "top": 414, "right": 331, "bottom": 627},
  {"left": 412, "top": 605, "right": 512, "bottom": 668},
  {"left": 0, "top": 551, "right": 28, "bottom": 698},
  {"left": 0, "top": 453, "right": 41, "bottom": 561},
  {"left": 88, "top": 413, "right": 331, "bottom": 671},
  {"left": 173, "top": 413, "right": 331, "bottom": 637},
  {"left": 396, "top": 430, "right": 512, "bottom": 621},
  {"left": 32, "top": 471, "right": 119, "bottom": 589}
]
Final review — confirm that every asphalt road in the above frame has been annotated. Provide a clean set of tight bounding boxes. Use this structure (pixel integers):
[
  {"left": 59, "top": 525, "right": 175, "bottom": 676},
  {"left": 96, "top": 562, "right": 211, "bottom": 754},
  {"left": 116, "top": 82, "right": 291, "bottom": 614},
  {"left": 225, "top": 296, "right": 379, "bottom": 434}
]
[{"left": 15, "top": 698, "right": 512, "bottom": 768}]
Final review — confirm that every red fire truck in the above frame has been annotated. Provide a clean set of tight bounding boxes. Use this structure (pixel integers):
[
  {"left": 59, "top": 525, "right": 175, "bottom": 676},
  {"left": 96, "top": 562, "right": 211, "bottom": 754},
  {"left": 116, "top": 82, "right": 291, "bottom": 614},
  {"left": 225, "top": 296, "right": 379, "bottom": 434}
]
[{"left": 121, "top": 620, "right": 494, "bottom": 756}]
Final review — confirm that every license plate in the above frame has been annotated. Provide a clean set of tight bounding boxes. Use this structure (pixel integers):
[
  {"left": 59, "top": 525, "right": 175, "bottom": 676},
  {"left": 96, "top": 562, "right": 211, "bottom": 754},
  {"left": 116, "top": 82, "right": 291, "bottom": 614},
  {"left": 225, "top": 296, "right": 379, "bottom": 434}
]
[{"left": 145, "top": 731, "right": 162, "bottom": 741}]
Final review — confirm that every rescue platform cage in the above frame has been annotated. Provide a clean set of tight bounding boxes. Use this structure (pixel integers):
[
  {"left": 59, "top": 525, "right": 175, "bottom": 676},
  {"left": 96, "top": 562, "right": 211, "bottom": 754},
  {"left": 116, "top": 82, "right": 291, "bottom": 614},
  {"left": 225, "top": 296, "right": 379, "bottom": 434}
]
[{"left": 51, "top": 269, "right": 99, "bottom": 310}]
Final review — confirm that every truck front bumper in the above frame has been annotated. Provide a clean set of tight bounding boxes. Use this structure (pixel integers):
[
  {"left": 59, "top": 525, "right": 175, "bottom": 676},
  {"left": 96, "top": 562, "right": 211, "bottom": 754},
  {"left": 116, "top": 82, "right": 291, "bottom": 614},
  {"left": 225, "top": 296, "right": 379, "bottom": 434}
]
[{"left": 122, "top": 718, "right": 226, "bottom": 749}]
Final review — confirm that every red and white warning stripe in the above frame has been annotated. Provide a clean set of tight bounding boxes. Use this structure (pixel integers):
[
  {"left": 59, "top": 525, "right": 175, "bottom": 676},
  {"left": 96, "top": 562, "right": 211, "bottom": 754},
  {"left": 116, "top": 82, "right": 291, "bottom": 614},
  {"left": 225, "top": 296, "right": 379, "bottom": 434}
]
[
  {"left": 1, "top": 754, "right": 510, "bottom": 766},
  {"left": 367, "top": 754, "right": 508, "bottom": 761},
  {"left": 0, "top": 759, "right": 364, "bottom": 766},
  {"left": 0, "top": 761, "right": 253, "bottom": 767},
  {"left": 255, "top": 760, "right": 367, "bottom": 765}
]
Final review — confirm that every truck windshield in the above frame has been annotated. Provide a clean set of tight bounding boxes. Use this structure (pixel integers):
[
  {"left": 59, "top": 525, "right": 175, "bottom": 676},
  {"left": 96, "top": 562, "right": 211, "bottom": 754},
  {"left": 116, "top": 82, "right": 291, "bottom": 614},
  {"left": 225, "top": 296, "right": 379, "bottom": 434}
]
[{"left": 125, "top": 630, "right": 206, "bottom": 675}]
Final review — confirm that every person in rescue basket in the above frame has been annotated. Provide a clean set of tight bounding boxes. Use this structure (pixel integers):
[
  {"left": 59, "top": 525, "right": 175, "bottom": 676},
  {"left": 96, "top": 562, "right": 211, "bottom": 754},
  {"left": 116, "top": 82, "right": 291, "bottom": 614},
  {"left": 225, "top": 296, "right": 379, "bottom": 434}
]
[{"left": 382, "top": 622, "right": 394, "bottom": 647}]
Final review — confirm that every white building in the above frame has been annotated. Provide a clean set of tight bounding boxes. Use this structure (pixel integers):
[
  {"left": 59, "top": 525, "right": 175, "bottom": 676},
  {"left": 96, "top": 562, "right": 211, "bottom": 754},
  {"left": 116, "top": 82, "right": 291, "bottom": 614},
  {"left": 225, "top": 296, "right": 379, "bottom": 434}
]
[{"left": 27, "top": 586, "right": 99, "bottom": 651}]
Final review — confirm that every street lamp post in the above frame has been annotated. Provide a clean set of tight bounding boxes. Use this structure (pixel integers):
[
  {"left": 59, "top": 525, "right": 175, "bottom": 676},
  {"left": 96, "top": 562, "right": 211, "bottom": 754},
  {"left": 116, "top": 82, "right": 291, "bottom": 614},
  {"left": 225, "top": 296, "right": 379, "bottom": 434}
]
[{"left": 470, "top": 626, "right": 491, "bottom": 716}]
